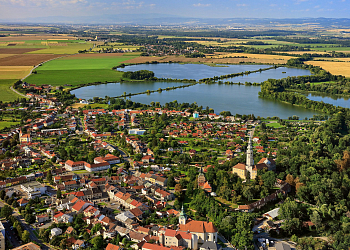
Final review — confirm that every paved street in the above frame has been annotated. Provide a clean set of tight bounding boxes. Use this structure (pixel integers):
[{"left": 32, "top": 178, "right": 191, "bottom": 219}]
[
  {"left": 218, "top": 233, "right": 235, "bottom": 250},
  {"left": 0, "top": 200, "right": 51, "bottom": 249}
]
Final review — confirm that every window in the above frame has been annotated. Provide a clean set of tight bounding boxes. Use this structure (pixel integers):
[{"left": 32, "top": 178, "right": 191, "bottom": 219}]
[{"left": 207, "top": 235, "right": 210, "bottom": 239}]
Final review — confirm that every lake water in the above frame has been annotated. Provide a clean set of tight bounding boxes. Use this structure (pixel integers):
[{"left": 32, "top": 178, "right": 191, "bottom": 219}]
[
  {"left": 72, "top": 63, "right": 324, "bottom": 119},
  {"left": 307, "top": 93, "right": 350, "bottom": 108},
  {"left": 117, "top": 63, "right": 273, "bottom": 81}
]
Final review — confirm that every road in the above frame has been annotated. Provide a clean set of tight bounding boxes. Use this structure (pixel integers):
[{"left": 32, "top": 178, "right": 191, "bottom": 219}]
[
  {"left": 10, "top": 86, "right": 27, "bottom": 98},
  {"left": 0, "top": 200, "right": 51, "bottom": 249},
  {"left": 218, "top": 233, "right": 235, "bottom": 250},
  {"left": 14, "top": 210, "right": 51, "bottom": 250}
]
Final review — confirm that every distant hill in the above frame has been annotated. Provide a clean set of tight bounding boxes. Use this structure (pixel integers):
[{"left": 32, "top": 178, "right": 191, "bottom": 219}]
[{"left": 1, "top": 15, "right": 350, "bottom": 28}]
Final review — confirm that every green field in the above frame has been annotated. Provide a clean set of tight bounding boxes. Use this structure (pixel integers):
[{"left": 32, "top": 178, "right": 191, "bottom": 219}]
[
  {"left": 27, "top": 43, "right": 94, "bottom": 54},
  {"left": 266, "top": 122, "right": 283, "bottom": 128},
  {"left": 38, "top": 56, "right": 135, "bottom": 70},
  {"left": 0, "top": 79, "right": 22, "bottom": 102},
  {"left": 0, "top": 120, "right": 20, "bottom": 130},
  {"left": 25, "top": 54, "right": 138, "bottom": 86},
  {"left": 0, "top": 39, "right": 94, "bottom": 54}
]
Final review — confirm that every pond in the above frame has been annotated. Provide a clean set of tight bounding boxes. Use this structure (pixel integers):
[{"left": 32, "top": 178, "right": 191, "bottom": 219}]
[
  {"left": 117, "top": 63, "right": 308, "bottom": 82},
  {"left": 307, "top": 93, "right": 350, "bottom": 108},
  {"left": 72, "top": 63, "right": 322, "bottom": 119}
]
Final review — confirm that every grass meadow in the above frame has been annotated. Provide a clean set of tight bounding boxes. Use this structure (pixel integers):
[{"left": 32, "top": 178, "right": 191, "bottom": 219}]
[{"left": 0, "top": 79, "right": 22, "bottom": 102}]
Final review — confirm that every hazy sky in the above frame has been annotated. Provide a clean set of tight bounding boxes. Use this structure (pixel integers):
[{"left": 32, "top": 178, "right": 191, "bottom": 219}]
[{"left": 0, "top": 0, "right": 349, "bottom": 20}]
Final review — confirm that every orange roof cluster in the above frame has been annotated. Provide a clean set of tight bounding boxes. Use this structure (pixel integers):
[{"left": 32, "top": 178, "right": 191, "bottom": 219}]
[{"left": 178, "top": 220, "right": 217, "bottom": 233}]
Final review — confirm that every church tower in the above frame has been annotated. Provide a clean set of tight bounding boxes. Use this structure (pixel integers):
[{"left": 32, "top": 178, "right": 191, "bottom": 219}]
[
  {"left": 246, "top": 137, "right": 254, "bottom": 177},
  {"left": 179, "top": 205, "right": 187, "bottom": 225}
]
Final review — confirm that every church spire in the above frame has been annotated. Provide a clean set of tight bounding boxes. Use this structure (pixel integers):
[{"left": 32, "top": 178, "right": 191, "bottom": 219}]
[
  {"left": 246, "top": 137, "right": 254, "bottom": 167},
  {"left": 179, "top": 204, "right": 187, "bottom": 225}
]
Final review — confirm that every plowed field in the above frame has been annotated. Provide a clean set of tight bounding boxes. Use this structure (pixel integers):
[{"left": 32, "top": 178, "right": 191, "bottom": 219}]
[
  {"left": 0, "top": 54, "right": 64, "bottom": 66},
  {"left": 0, "top": 48, "right": 43, "bottom": 54}
]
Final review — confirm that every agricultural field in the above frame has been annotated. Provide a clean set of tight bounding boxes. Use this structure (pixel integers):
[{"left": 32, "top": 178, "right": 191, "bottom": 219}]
[
  {"left": 0, "top": 48, "right": 43, "bottom": 54},
  {"left": 0, "top": 79, "right": 22, "bottom": 102},
  {"left": 313, "top": 57, "right": 350, "bottom": 62},
  {"left": 122, "top": 53, "right": 293, "bottom": 64},
  {"left": 0, "top": 54, "right": 64, "bottom": 66},
  {"left": 0, "top": 121, "right": 21, "bottom": 130},
  {"left": 0, "top": 37, "right": 94, "bottom": 54},
  {"left": 0, "top": 35, "right": 77, "bottom": 41},
  {"left": 210, "top": 52, "right": 295, "bottom": 61},
  {"left": 25, "top": 53, "right": 138, "bottom": 86},
  {"left": 0, "top": 54, "right": 14, "bottom": 59},
  {"left": 0, "top": 66, "right": 33, "bottom": 79},
  {"left": 305, "top": 61, "right": 350, "bottom": 77}
]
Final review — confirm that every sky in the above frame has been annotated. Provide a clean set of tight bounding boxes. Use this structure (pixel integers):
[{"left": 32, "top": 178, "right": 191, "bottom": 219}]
[{"left": 0, "top": 0, "right": 349, "bottom": 21}]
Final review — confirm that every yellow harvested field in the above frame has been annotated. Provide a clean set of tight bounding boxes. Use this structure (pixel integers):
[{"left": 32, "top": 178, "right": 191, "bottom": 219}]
[
  {"left": 0, "top": 66, "right": 33, "bottom": 79},
  {"left": 314, "top": 58, "right": 350, "bottom": 62},
  {"left": 276, "top": 51, "right": 329, "bottom": 55},
  {"left": 0, "top": 54, "right": 14, "bottom": 59},
  {"left": 211, "top": 52, "right": 295, "bottom": 61},
  {"left": 123, "top": 54, "right": 292, "bottom": 64},
  {"left": 306, "top": 61, "right": 350, "bottom": 77}
]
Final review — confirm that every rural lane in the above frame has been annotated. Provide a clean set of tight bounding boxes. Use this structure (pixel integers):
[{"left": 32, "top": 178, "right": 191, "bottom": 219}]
[{"left": 10, "top": 86, "right": 27, "bottom": 98}]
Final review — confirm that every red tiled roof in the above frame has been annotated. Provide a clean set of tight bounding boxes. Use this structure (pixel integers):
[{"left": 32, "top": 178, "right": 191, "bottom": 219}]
[
  {"left": 106, "top": 243, "right": 120, "bottom": 250},
  {"left": 72, "top": 200, "right": 86, "bottom": 212},
  {"left": 178, "top": 220, "right": 217, "bottom": 233},
  {"left": 233, "top": 163, "right": 246, "bottom": 170}
]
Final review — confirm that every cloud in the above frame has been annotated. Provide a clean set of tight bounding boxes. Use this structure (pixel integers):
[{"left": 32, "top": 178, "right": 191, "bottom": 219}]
[
  {"left": 110, "top": 0, "right": 148, "bottom": 10},
  {"left": 236, "top": 3, "right": 247, "bottom": 6},
  {"left": 269, "top": 4, "right": 277, "bottom": 7},
  {"left": 193, "top": 3, "right": 211, "bottom": 7},
  {"left": 0, "top": 0, "right": 86, "bottom": 7}
]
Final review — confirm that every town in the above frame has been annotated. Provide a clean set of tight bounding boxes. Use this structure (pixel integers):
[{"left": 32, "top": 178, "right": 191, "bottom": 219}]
[{"left": 0, "top": 84, "right": 324, "bottom": 250}]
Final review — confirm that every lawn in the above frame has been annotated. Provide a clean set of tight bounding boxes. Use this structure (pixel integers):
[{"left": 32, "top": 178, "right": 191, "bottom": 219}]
[
  {"left": 88, "top": 103, "right": 110, "bottom": 109},
  {"left": 25, "top": 54, "right": 139, "bottom": 86},
  {"left": 0, "top": 79, "right": 23, "bottom": 102},
  {"left": 215, "top": 197, "right": 238, "bottom": 209},
  {"left": 266, "top": 122, "right": 283, "bottom": 128},
  {"left": 73, "top": 170, "right": 88, "bottom": 174},
  {"left": 98, "top": 202, "right": 108, "bottom": 206}
]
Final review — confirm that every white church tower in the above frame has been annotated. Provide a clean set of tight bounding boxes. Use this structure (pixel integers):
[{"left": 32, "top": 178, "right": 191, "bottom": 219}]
[
  {"left": 246, "top": 136, "right": 254, "bottom": 177},
  {"left": 179, "top": 205, "right": 187, "bottom": 225}
]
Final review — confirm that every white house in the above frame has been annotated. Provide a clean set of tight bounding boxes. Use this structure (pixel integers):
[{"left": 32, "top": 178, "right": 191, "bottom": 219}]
[
  {"left": 128, "top": 129, "right": 146, "bottom": 135},
  {"left": 21, "top": 181, "right": 47, "bottom": 199},
  {"left": 51, "top": 228, "right": 62, "bottom": 237}
]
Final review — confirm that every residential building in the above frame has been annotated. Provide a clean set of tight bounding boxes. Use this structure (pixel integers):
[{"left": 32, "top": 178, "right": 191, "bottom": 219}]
[
  {"left": 65, "top": 160, "right": 85, "bottom": 171},
  {"left": 21, "top": 181, "right": 47, "bottom": 199},
  {"left": 12, "top": 243, "right": 41, "bottom": 250},
  {"left": 51, "top": 228, "right": 63, "bottom": 237},
  {"left": 128, "top": 129, "right": 146, "bottom": 135}
]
